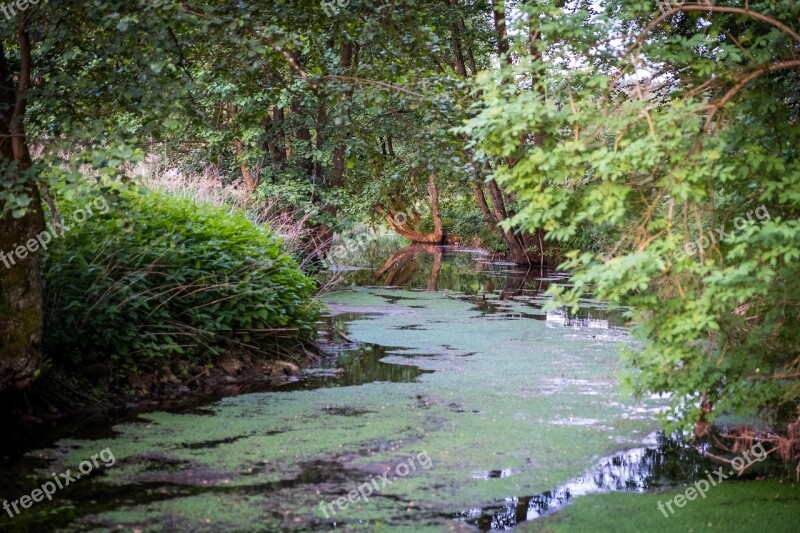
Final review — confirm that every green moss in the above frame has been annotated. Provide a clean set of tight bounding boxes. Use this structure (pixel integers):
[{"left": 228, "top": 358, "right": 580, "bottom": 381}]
[
  {"left": 530, "top": 480, "right": 800, "bottom": 533},
  {"left": 4, "top": 285, "right": 748, "bottom": 531}
]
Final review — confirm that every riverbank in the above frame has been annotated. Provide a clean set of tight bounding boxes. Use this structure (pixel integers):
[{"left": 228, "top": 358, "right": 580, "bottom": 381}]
[{"left": 0, "top": 353, "right": 309, "bottom": 460}]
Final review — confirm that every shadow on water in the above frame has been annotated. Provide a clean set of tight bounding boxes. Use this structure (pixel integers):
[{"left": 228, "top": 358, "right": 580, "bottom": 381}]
[
  {"left": 455, "top": 432, "right": 719, "bottom": 530},
  {"left": 289, "top": 312, "right": 433, "bottom": 390}
]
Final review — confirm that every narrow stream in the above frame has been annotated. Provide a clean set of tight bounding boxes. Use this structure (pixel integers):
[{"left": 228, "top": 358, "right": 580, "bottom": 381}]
[{"left": 2, "top": 243, "right": 719, "bottom": 532}]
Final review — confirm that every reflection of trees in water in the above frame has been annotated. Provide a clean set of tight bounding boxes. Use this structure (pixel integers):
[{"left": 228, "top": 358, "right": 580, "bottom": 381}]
[
  {"left": 456, "top": 435, "right": 712, "bottom": 530},
  {"left": 371, "top": 244, "right": 550, "bottom": 295},
  {"left": 323, "top": 232, "right": 567, "bottom": 297},
  {"left": 499, "top": 269, "right": 545, "bottom": 301},
  {"left": 333, "top": 343, "right": 429, "bottom": 385},
  {"left": 375, "top": 245, "right": 443, "bottom": 290}
]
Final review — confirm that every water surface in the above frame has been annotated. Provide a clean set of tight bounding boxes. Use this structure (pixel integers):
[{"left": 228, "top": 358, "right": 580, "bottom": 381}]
[{"left": 2, "top": 243, "right": 696, "bottom": 532}]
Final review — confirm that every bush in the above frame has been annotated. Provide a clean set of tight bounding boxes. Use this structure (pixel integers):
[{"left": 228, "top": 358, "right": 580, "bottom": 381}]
[{"left": 42, "top": 189, "right": 319, "bottom": 375}]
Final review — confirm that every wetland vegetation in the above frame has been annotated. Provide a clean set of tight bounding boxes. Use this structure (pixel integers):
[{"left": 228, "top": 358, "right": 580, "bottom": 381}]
[{"left": 1, "top": 1, "right": 798, "bottom": 531}]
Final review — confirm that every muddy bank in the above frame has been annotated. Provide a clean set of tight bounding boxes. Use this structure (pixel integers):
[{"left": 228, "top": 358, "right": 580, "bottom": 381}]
[
  {"left": 0, "top": 309, "right": 419, "bottom": 461},
  {"left": 0, "top": 353, "right": 310, "bottom": 460}
]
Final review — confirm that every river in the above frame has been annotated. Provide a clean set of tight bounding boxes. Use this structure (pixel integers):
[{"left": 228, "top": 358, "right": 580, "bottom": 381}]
[{"left": 1, "top": 244, "right": 782, "bottom": 532}]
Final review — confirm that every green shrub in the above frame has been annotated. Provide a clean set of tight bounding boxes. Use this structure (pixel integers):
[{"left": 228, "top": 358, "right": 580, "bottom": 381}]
[{"left": 42, "top": 189, "right": 319, "bottom": 374}]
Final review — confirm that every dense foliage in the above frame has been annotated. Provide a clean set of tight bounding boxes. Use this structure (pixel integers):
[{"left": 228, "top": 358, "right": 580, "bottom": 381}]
[
  {"left": 0, "top": 0, "right": 797, "bottom": 450},
  {"left": 465, "top": 0, "right": 800, "bottom": 435},
  {"left": 42, "top": 190, "right": 318, "bottom": 376}
]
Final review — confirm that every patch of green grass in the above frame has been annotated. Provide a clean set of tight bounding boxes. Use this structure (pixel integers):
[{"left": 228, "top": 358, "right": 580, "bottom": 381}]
[{"left": 530, "top": 479, "right": 800, "bottom": 533}]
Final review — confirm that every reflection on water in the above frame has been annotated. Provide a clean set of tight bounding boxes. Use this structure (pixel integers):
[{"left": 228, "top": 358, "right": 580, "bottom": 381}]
[
  {"left": 546, "top": 309, "right": 608, "bottom": 329},
  {"left": 326, "top": 240, "right": 629, "bottom": 331},
  {"left": 455, "top": 432, "right": 714, "bottom": 530},
  {"left": 299, "top": 313, "right": 432, "bottom": 390},
  {"left": 326, "top": 240, "right": 543, "bottom": 295}
]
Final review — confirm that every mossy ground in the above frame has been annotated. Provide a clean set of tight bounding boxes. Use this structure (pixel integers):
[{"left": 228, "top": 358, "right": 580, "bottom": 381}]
[{"left": 529, "top": 479, "right": 800, "bottom": 533}]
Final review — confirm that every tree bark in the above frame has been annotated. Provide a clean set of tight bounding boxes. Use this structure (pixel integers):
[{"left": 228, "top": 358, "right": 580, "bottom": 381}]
[
  {"left": 228, "top": 103, "right": 259, "bottom": 194},
  {"left": 0, "top": 22, "right": 44, "bottom": 391},
  {"left": 234, "top": 138, "right": 259, "bottom": 194},
  {"left": 486, "top": 178, "right": 529, "bottom": 264},
  {"left": 472, "top": 180, "right": 494, "bottom": 225},
  {"left": 375, "top": 175, "right": 444, "bottom": 244},
  {"left": 447, "top": 0, "right": 469, "bottom": 77},
  {"left": 314, "top": 96, "right": 327, "bottom": 184},
  {"left": 427, "top": 172, "right": 443, "bottom": 243},
  {"left": 271, "top": 107, "right": 288, "bottom": 169},
  {"left": 332, "top": 41, "right": 353, "bottom": 187},
  {"left": 465, "top": 41, "right": 478, "bottom": 76},
  {"left": 307, "top": 40, "right": 356, "bottom": 265},
  {"left": 263, "top": 110, "right": 285, "bottom": 175},
  {"left": 291, "top": 100, "right": 314, "bottom": 178},
  {"left": 443, "top": 2, "right": 536, "bottom": 264},
  {"left": 492, "top": 0, "right": 513, "bottom": 65}
]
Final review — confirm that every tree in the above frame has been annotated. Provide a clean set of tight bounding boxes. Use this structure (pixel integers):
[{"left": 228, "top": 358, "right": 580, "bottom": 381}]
[
  {"left": 0, "top": 14, "right": 43, "bottom": 389},
  {"left": 0, "top": 0, "right": 195, "bottom": 390},
  {"left": 466, "top": 0, "right": 800, "bottom": 440}
]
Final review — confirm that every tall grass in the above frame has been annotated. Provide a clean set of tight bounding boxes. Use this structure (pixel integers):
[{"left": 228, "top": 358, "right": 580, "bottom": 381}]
[
  {"left": 42, "top": 189, "right": 320, "bottom": 380},
  {"left": 131, "top": 154, "right": 331, "bottom": 270}
]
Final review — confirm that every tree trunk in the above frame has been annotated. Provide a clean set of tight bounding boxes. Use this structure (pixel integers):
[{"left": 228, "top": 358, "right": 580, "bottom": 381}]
[
  {"left": 291, "top": 100, "right": 314, "bottom": 178},
  {"left": 492, "top": 0, "right": 513, "bottom": 65},
  {"left": 375, "top": 175, "right": 444, "bottom": 245},
  {"left": 333, "top": 41, "right": 355, "bottom": 187},
  {"left": 228, "top": 103, "right": 258, "bottom": 194},
  {"left": 271, "top": 107, "right": 288, "bottom": 169},
  {"left": 447, "top": 0, "right": 468, "bottom": 77},
  {"left": 465, "top": 42, "right": 478, "bottom": 76},
  {"left": 446, "top": 3, "right": 534, "bottom": 264},
  {"left": 486, "top": 178, "right": 529, "bottom": 264},
  {"left": 263, "top": 110, "right": 285, "bottom": 175},
  {"left": 314, "top": 96, "right": 327, "bottom": 184},
  {"left": 310, "top": 40, "right": 355, "bottom": 265},
  {"left": 0, "top": 194, "right": 43, "bottom": 391},
  {"left": 469, "top": 162, "right": 494, "bottom": 225},
  {"left": 0, "top": 24, "right": 44, "bottom": 391},
  {"left": 472, "top": 180, "right": 494, "bottom": 225},
  {"left": 427, "top": 172, "right": 443, "bottom": 243},
  {"left": 233, "top": 138, "right": 259, "bottom": 194}
]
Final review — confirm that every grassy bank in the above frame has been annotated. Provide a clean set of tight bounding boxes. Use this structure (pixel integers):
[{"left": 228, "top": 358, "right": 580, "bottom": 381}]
[
  {"left": 8, "top": 188, "right": 320, "bottom": 415},
  {"left": 533, "top": 479, "right": 800, "bottom": 532}
]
